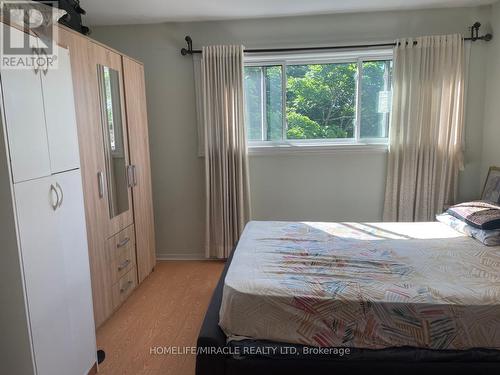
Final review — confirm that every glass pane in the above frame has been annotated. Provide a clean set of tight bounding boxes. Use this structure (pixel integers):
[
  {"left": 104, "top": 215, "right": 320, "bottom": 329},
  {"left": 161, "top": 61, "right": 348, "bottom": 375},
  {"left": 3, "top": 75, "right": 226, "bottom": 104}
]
[
  {"left": 360, "top": 60, "right": 393, "bottom": 139},
  {"left": 286, "top": 63, "right": 357, "bottom": 139},
  {"left": 265, "top": 66, "right": 283, "bottom": 141},
  {"left": 244, "top": 65, "right": 283, "bottom": 141},
  {"left": 244, "top": 67, "right": 263, "bottom": 141},
  {"left": 98, "top": 65, "right": 129, "bottom": 219}
]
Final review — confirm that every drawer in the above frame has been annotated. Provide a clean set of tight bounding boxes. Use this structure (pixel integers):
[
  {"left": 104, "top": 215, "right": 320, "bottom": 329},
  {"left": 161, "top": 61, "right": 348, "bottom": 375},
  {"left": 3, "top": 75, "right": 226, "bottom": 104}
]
[
  {"left": 112, "top": 267, "right": 137, "bottom": 310},
  {"left": 108, "top": 225, "right": 136, "bottom": 284}
]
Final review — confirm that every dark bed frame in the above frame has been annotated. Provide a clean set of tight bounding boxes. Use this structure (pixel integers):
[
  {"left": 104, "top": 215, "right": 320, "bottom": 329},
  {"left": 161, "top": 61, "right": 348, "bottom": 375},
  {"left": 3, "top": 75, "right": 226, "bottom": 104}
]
[{"left": 196, "top": 251, "right": 500, "bottom": 375}]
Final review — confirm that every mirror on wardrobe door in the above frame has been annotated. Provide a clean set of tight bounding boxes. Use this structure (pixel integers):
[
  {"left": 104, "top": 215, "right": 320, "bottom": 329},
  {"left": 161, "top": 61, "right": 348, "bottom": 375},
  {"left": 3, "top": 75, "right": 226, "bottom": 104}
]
[{"left": 97, "top": 64, "right": 129, "bottom": 219}]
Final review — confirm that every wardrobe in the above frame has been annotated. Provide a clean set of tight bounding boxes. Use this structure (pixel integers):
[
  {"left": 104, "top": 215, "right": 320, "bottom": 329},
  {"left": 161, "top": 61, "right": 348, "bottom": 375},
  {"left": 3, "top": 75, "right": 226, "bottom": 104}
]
[
  {"left": 0, "top": 17, "right": 155, "bottom": 374},
  {"left": 0, "top": 25, "right": 97, "bottom": 375},
  {"left": 58, "top": 26, "right": 156, "bottom": 327}
]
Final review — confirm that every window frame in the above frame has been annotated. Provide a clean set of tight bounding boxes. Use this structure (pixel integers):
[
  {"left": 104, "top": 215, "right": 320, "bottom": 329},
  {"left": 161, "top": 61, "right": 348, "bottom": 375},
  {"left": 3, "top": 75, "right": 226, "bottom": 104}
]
[{"left": 244, "top": 48, "right": 394, "bottom": 153}]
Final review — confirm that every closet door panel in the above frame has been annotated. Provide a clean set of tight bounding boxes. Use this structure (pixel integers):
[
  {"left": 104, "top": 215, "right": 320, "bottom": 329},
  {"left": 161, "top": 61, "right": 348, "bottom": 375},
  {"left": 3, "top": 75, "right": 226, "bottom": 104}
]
[
  {"left": 42, "top": 45, "right": 80, "bottom": 173},
  {"left": 58, "top": 28, "right": 112, "bottom": 327},
  {"left": 90, "top": 42, "right": 133, "bottom": 238},
  {"left": 0, "top": 27, "right": 50, "bottom": 183},
  {"left": 123, "top": 57, "right": 156, "bottom": 282},
  {"left": 14, "top": 175, "right": 74, "bottom": 375},
  {"left": 53, "top": 169, "right": 97, "bottom": 374}
]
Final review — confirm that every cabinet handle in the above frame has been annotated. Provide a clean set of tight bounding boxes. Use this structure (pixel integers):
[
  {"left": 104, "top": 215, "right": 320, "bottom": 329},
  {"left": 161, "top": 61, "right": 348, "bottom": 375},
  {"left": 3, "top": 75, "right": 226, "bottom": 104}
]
[
  {"left": 56, "top": 183, "right": 63, "bottom": 208},
  {"left": 132, "top": 165, "right": 137, "bottom": 186},
  {"left": 117, "top": 259, "right": 131, "bottom": 271},
  {"left": 126, "top": 165, "right": 134, "bottom": 188},
  {"left": 120, "top": 280, "right": 133, "bottom": 294},
  {"left": 117, "top": 237, "right": 130, "bottom": 248},
  {"left": 97, "top": 171, "right": 105, "bottom": 198},
  {"left": 49, "top": 184, "right": 59, "bottom": 211}
]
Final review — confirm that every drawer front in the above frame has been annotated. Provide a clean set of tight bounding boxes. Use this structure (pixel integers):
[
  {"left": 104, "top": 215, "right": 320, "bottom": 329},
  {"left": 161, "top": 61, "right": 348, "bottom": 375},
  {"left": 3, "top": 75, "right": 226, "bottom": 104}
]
[
  {"left": 112, "top": 267, "right": 137, "bottom": 310},
  {"left": 108, "top": 225, "right": 136, "bottom": 284}
]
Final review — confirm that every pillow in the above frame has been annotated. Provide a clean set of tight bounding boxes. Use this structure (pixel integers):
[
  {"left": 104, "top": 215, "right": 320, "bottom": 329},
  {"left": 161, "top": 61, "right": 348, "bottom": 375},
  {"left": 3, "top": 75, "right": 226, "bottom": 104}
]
[
  {"left": 446, "top": 201, "right": 500, "bottom": 230},
  {"left": 436, "top": 213, "right": 500, "bottom": 246}
]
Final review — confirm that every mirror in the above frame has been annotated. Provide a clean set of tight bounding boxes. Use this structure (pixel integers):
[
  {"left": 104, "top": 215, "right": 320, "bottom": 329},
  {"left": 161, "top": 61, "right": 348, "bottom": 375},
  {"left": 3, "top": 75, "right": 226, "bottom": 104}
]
[{"left": 97, "top": 65, "right": 129, "bottom": 219}]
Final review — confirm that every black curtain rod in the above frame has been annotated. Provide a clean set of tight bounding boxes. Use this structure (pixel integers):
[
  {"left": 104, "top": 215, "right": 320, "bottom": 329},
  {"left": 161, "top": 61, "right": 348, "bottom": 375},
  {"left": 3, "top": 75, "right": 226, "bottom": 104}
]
[{"left": 181, "top": 22, "right": 492, "bottom": 56}]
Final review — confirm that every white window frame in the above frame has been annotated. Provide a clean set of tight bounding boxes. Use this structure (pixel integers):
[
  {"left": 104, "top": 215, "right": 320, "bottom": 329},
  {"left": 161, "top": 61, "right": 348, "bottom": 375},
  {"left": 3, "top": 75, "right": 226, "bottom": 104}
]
[{"left": 244, "top": 48, "right": 393, "bottom": 154}]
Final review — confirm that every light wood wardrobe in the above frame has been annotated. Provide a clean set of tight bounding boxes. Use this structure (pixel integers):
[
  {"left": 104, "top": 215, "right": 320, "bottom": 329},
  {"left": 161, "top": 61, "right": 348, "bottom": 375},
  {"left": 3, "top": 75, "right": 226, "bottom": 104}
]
[{"left": 58, "top": 26, "right": 156, "bottom": 327}]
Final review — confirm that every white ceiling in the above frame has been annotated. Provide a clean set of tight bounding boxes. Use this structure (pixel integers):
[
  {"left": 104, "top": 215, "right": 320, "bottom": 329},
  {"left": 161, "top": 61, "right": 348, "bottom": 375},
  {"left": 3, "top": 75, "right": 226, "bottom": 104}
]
[{"left": 81, "top": 0, "right": 496, "bottom": 26}]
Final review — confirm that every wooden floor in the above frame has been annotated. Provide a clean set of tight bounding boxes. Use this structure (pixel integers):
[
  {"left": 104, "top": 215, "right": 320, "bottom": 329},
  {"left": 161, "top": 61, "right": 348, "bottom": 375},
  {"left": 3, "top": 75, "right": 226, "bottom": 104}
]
[{"left": 96, "top": 260, "right": 225, "bottom": 375}]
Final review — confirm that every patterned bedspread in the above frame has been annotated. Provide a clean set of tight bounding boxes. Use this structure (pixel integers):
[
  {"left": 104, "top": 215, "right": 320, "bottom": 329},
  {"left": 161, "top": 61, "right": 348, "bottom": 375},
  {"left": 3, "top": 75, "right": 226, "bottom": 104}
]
[{"left": 219, "top": 221, "right": 500, "bottom": 350}]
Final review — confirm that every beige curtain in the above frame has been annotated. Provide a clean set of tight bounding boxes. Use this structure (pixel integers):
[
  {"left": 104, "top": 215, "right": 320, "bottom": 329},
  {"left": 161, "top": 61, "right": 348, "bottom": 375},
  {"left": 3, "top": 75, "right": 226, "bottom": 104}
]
[
  {"left": 201, "top": 45, "right": 251, "bottom": 259},
  {"left": 383, "top": 34, "right": 465, "bottom": 222}
]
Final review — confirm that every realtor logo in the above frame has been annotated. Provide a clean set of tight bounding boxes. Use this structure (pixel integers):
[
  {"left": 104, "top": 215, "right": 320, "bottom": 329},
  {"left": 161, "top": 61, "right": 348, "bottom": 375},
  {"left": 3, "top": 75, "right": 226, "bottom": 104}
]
[{"left": 0, "top": 1, "right": 59, "bottom": 70}]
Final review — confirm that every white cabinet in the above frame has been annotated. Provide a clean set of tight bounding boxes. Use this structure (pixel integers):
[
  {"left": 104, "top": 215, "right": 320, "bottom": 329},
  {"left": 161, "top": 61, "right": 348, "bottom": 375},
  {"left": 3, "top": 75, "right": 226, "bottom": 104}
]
[
  {"left": 42, "top": 46, "right": 80, "bottom": 174},
  {"left": 0, "top": 26, "right": 80, "bottom": 183},
  {"left": 14, "top": 170, "right": 95, "bottom": 375},
  {"left": 0, "top": 23, "right": 97, "bottom": 375}
]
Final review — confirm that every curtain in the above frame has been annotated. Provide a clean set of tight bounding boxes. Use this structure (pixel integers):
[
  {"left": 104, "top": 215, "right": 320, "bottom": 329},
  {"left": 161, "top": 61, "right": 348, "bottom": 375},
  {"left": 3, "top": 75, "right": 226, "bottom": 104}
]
[
  {"left": 193, "top": 54, "right": 205, "bottom": 156},
  {"left": 383, "top": 34, "right": 466, "bottom": 222},
  {"left": 201, "top": 45, "right": 251, "bottom": 259}
]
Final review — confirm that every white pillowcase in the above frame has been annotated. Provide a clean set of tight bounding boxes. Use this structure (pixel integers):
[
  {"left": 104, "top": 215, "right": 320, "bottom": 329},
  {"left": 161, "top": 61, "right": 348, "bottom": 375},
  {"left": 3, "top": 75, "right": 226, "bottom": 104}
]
[{"left": 436, "top": 213, "right": 500, "bottom": 246}]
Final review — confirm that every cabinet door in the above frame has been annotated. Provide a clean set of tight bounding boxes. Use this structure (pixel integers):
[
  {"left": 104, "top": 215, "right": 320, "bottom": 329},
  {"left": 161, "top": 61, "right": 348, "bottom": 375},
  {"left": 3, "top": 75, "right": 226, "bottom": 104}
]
[
  {"left": 14, "top": 171, "right": 96, "bottom": 375},
  {"left": 58, "top": 28, "right": 113, "bottom": 327},
  {"left": 14, "top": 175, "right": 74, "bottom": 375},
  {"left": 90, "top": 42, "right": 134, "bottom": 237},
  {"left": 41, "top": 45, "right": 80, "bottom": 173},
  {"left": 123, "top": 57, "right": 156, "bottom": 282},
  {"left": 52, "top": 169, "right": 97, "bottom": 374},
  {"left": 1, "top": 26, "right": 51, "bottom": 182}
]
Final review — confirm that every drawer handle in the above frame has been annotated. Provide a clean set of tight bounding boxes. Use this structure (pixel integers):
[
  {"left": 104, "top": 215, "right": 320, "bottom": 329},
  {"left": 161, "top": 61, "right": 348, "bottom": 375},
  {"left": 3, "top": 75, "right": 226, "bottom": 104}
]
[
  {"left": 117, "top": 237, "right": 130, "bottom": 248},
  {"left": 117, "top": 259, "right": 131, "bottom": 271},
  {"left": 120, "top": 280, "right": 133, "bottom": 294}
]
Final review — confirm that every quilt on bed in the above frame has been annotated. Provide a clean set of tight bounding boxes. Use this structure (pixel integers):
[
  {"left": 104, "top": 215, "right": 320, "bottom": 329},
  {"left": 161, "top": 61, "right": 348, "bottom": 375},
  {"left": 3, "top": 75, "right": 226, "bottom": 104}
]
[{"left": 219, "top": 221, "right": 500, "bottom": 350}]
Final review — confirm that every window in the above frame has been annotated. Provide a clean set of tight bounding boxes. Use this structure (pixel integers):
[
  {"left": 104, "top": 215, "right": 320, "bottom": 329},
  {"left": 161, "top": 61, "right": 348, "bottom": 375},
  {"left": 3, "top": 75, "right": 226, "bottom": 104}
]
[
  {"left": 245, "top": 66, "right": 283, "bottom": 141},
  {"left": 244, "top": 50, "right": 393, "bottom": 150}
]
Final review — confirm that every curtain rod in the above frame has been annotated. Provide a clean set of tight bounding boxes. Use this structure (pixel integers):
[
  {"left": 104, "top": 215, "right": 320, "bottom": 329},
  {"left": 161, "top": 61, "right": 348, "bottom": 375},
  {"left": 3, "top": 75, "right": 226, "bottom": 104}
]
[{"left": 180, "top": 22, "right": 492, "bottom": 56}]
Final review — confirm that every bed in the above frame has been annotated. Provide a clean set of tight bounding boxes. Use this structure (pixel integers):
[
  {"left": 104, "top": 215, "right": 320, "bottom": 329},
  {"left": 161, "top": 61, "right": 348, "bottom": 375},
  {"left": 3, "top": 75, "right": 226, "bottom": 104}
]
[{"left": 196, "top": 220, "right": 500, "bottom": 375}]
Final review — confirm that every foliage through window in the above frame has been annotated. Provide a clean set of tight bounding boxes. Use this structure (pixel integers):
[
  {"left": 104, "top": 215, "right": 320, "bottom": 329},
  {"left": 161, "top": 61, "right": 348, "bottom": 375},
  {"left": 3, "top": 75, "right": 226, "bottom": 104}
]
[{"left": 244, "top": 51, "right": 393, "bottom": 146}]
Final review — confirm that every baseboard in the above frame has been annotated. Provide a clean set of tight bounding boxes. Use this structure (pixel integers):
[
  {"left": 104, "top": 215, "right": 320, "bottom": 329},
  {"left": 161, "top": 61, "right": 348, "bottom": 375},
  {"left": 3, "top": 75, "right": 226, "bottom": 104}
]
[{"left": 156, "top": 251, "right": 206, "bottom": 260}]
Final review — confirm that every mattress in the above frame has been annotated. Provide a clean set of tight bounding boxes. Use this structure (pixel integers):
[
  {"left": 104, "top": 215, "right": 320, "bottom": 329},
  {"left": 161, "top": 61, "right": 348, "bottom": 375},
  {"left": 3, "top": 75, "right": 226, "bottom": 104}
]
[{"left": 219, "top": 221, "right": 500, "bottom": 350}]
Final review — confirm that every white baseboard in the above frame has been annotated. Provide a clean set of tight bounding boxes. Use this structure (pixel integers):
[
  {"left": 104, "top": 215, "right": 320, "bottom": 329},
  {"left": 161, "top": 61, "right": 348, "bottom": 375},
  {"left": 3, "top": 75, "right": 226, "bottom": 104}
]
[{"left": 156, "top": 251, "right": 206, "bottom": 261}]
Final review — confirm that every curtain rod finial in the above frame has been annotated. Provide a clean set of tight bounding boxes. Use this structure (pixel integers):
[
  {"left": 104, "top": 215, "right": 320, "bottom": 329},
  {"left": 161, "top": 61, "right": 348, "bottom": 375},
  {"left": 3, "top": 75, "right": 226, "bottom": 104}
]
[
  {"left": 468, "top": 21, "right": 493, "bottom": 42},
  {"left": 181, "top": 35, "right": 194, "bottom": 56}
]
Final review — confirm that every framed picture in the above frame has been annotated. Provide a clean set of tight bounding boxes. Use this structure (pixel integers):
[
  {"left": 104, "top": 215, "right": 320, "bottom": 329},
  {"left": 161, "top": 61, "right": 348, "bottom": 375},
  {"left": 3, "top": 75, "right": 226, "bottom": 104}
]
[{"left": 482, "top": 166, "right": 500, "bottom": 204}]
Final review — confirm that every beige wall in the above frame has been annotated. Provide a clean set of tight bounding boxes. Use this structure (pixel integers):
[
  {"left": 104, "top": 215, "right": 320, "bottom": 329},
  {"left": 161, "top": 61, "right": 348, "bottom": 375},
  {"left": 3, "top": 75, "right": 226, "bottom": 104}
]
[
  {"left": 91, "top": 6, "right": 492, "bottom": 258},
  {"left": 481, "top": 2, "right": 500, "bottom": 182}
]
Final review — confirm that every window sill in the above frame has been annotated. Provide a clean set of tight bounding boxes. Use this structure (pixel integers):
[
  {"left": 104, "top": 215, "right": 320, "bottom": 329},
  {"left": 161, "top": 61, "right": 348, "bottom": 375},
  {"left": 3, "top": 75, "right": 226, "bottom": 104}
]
[{"left": 248, "top": 142, "right": 388, "bottom": 156}]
